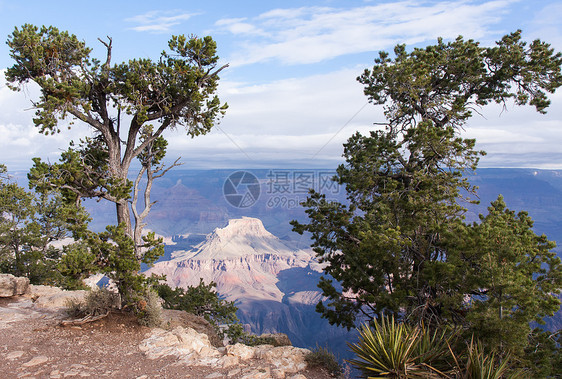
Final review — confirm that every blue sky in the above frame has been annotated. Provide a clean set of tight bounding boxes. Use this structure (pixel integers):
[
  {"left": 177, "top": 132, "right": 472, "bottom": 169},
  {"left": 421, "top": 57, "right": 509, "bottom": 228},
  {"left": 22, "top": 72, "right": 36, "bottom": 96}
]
[{"left": 0, "top": 0, "right": 561, "bottom": 170}]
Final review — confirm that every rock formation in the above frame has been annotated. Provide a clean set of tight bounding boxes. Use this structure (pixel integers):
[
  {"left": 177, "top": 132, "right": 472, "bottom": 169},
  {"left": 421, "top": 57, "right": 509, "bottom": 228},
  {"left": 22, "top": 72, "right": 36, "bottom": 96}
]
[
  {"left": 140, "top": 326, "right": 310, "bottom": 378},
  {"left": 147, "top": 217, "right": 354, "bottom": 353},
  {"left": 0, "top": 282, "right": 316, "bottom": 378},
  {"left": 0, "top": 273, "right": 29, "bottom": 297}
]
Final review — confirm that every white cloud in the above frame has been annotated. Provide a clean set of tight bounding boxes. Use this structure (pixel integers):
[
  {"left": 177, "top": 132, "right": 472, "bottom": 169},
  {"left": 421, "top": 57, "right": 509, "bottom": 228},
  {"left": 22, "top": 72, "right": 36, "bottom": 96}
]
[
  {"left": 160, "top": 68, "right": 383, "bottom": 167},
  {"left": 462, "top": 91, "right": 562, "bottom": 168},
  {"left": 2, "top": 43, "right": 561, "bottom": 171},
  {"left": 214, "top": 0, "right": 516, "bottom": 66},
  {"left": 126, "top": 11, "right": 196, "bottom": 33},
  {"left": 214, "top": 18, "right": 268, "bottom": 36},
  {"left": 0, "top": 72, "right": 102, "bottom": 170}
]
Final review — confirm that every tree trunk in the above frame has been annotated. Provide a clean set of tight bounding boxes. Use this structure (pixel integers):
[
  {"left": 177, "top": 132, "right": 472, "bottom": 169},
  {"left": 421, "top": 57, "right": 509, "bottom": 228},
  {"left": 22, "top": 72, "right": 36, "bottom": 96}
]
[
  {"left": 116, "top": 201, "right": 132, "bottom": 237},
  {"left": 107, "top": 133, "right": 134, "bottom": 240}
]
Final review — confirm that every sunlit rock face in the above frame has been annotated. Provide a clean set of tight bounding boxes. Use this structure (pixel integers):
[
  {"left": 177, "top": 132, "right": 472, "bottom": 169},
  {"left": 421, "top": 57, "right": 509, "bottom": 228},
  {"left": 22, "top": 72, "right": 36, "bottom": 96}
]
[{"left": 147, "top": 217, "right": 350, "bottom": 349}]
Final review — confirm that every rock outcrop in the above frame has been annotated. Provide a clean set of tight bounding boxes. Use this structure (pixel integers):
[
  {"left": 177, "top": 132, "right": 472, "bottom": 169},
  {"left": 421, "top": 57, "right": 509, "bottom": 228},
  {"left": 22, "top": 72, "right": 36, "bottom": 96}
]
[
  {"left": 0, "top": 274, "right": 29, "bottom": 297},
  {"left": 147, "top": 217, "right": 321, "bottom": 314},
  {"left": 28, "top": 285, "right": 87, "bottom": 308},
  {"left": 161, "top": 309, "right": 222, "bottom": 347},
  {"left": 146, "top": 217, "right": 354, "bottom": 353},
  {"left": 259, "top": 333, "right": 292, "bottom": 347},
  {"left": 140, "top": 326, "right": 310, "bottom": 378}
]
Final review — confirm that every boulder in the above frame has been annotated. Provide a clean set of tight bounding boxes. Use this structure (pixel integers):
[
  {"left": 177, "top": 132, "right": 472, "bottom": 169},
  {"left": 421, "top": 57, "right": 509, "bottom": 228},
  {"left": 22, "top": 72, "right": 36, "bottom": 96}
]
[
  {"left": 161, "top": 309, "right": 222, "bottom": 347},
  {"left": 255, "top": 345, "right": 310, "bottom": 374},
  {"left": 13, "top": 276, "right": 30, "bottom": 295},
  {"left": 240, "top": 369, "right": 271, "bottom": 379},
  {"left": 226, "top": 343, "right": 256, "bottom": 360},
  {"left": 139, "top": 326, "right": 221, "bottom": 365},
  {"left": 139, "top": 326, "right": 311, "bottom": 374},
  {"left": 0, "top": 274, "right": 29, "bottom": 297},
  {"left": 28, "top": 285, "right": 87, "bottom": 308}
]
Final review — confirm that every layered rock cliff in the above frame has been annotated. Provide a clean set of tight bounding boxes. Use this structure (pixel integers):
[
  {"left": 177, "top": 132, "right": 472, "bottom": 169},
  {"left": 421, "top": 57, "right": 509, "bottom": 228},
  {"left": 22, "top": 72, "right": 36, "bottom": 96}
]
[{"left": 147, "top": 217, "right": 352, "bottom": 350}]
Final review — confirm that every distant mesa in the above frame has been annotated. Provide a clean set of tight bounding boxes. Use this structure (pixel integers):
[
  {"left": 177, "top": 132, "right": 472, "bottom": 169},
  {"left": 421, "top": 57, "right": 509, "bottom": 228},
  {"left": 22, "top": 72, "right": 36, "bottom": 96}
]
[
  {"left": 145, "top": 216, "right": 349, "bottom": 350},
  {"left": 168, "top": 217, "right": 303, "bottom": 261}
]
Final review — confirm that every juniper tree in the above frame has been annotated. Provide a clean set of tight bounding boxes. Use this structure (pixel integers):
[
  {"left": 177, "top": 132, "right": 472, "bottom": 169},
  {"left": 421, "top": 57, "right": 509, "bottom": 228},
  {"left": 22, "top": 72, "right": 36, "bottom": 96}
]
[
  {"left": 0, "top": 164, "right": 89, "bottom": 285},
  {"left": 7, "top": 25, "right": 227, "bottom": 307},
  {"left": 292, "top": 30, "right": 562, "bottom": 347},
  {"left": 6, "top": 25, "right": 227, "bottom": 256}
]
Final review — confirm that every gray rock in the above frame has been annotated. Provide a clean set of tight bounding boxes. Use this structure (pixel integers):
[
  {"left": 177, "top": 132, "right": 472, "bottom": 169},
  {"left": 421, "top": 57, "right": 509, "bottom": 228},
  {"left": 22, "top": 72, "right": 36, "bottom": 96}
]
[
  {"left": 139, "top": 326, "right": 221, "bottom": 364},
  {"left": 161, "top": 309, "right": 222, "bottom": 347},
  {"left": 140, "top": 326, "right": 310, "bottom": 375},
  {"left": 0, "top": 274, "right": 30, "bottom": 297},
  {"left": 6, "top": 350, "right": 25, "bottom": 360},
  {"left": 0, "top": 274, "right": 14, "bottom": 297},
  {"left": 13, "top": 276, "right": 30, "bottom": 295},
  {"left": 226, "top": 343, "right": 255, "bottom": 360},
  {"left": 29, "top": 285, "right": 87, "bottom": 308}
]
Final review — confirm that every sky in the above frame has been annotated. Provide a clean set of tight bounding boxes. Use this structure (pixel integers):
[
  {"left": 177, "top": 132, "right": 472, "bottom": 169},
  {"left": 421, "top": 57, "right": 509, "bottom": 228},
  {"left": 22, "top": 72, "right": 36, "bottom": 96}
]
[{"left": 0, "top": 0, "right": 561, "bottom": 171}]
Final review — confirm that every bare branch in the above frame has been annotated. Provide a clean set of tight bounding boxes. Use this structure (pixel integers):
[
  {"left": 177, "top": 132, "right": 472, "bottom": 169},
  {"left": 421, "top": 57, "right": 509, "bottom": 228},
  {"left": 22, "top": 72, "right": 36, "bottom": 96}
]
[
  {"left": 97, "top": 36, "right": 113, "bottom": 71},
  {"left": 154, "top": 157, "right": 183, "bottom": 179}
]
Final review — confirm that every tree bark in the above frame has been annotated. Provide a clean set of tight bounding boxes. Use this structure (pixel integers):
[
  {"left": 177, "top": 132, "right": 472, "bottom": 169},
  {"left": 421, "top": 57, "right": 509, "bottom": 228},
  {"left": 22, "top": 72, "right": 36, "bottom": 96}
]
[{"left": 106, "top": 128, "right": 134, "bottom": 239}]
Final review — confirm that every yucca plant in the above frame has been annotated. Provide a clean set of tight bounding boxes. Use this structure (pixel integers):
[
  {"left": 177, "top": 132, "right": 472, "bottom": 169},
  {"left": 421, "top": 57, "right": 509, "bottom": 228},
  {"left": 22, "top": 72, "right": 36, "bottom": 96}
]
[
  {"left": 415, "top": 323, "right": 460, "bottom": 375},
  {"left": 348, "top": 316, "right": 524, "bottom": 379},
  {"left": 453, "top": 338, "right": 524, "bottom": 379},
  {"left": 348, "top": 315, "right": 450, "bottom": 378}
]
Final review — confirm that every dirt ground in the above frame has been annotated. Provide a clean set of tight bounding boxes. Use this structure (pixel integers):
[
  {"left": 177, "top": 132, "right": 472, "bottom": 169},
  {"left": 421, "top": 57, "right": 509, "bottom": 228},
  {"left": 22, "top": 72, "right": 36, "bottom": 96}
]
[{"left": 0, "top": 297, "right": 335, "bottom": 379}]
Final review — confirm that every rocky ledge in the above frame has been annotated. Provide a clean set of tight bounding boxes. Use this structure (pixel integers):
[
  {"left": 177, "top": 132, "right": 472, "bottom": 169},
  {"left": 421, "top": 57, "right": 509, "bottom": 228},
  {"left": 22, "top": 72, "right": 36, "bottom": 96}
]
[
  {"left": 0, "top": 276, "right": 315, "bottom": 379},
  {"left": 140, "top": 326, "right": 310, "bottom": 379}
]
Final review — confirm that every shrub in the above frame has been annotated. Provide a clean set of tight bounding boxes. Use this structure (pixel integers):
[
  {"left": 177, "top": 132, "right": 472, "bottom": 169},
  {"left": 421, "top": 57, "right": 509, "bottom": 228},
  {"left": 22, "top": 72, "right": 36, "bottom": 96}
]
[
  {"left": 348, "top": 316, "right": 456, "bottom": 378},
  {"left": 136, "top": 290, "right": 163, "bottom": 327},
  {"left": 157, "top": 280, "right": 293, "bottom": 345},
  {"left": 459, "top": 338, "right": 524, "bottom": 379},
  {"left": 56, "top": 242, "right": 97, "bottom": 290},
  {"left": 235, "top": 332, "right": 278, "bottom": 347},
  {"left": 65, "top": 288, "right": 120, "bottom": 318},
  {"left": 157, "top": 280, "right": 240, "bottom": 339},
  {"left": 348, "top": 315, "right": 525, "bottom": 378},
  {"left": 523, "top": 328, "right": 562, "bottom": 378},
  {"left": 305, "top": 345, "right": 343, "bottom": 377}
]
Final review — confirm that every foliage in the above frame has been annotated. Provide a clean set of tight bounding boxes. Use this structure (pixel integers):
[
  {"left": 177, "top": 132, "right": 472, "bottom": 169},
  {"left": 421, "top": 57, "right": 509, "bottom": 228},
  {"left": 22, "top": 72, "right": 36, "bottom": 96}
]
[
  {"left": 28, "top": 137, "right": 130, "bottom": 207},
  {"left": 360, "top": 30, "right": 562, "bottom": 129},
  {"left": 85, "top": 223, "right": 163, "bottom": 308},
  {"left": 294, "top": 122, "right": 482, "bottom": 328},
  {"left": 157, "top": 281, "right": 274, "bottom": 345},
  {"left": 136, "top": 290, "right": 163, "bottom": 327},
  {"left": 233, "top": 332, "right": 282, "bottom": 347},
  {"left": 522, "top": 328, "right": 562, "bottom": 378},
  {"left": 0, "top": 164, "right": 89, "bottom": 285},
  {"left": 305, "top": 345, "right": 344, "bottom": 378},
  {"left": 65, "top": 281, "right": 162, "bottom": 327},
  {"left": 66, "top": 288, "right": 120, "bottom": 318},
  {"left": 348, "top": 316, "right": 458, "bottom": 378},
  {"left": 292, "top": 31, "right": 562, "bottom": 374},
  {"left": 459, "top": 338, "right": 523, "bottom": 379},
  {"left": 6, "top": 24, "right": 221, "bottom": 309},
  {"left": 460, "top": 196, "right": 562, "bottom": 357},
  {"left": 56, "top": 242, "right": 97, "bottom": 289},
  {"left": 349, "top": 316, "right": 523, "bottom": 379},
  {"left": 6, "top": 24, "right": 227, "bottom": 245},
  {"left": 157, "top": 280, "right": 241, "bottom": 340}
]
